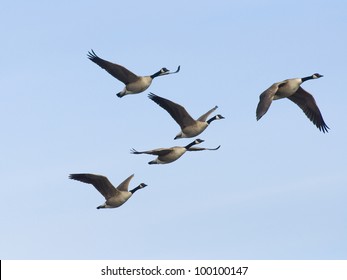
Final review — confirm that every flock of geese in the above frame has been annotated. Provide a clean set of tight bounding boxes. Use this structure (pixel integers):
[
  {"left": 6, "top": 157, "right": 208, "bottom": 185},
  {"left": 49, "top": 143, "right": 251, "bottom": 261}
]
[{"left": 69, "top": 49, "right": 330, "bottom": 210}]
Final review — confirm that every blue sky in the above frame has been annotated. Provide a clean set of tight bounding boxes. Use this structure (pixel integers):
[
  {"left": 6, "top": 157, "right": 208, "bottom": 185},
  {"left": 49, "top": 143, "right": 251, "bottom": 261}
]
[{"left": 1, "top": 0, "right": 346, "bottom": 259}]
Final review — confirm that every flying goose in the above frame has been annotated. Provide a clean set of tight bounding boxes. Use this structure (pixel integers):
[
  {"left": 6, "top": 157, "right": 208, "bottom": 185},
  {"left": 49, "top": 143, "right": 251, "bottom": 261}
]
[
  {"left": 87, "top": 50, "right": 180, "bottom": 98},
  {"left": 256, "top": 73, "right": 329, "bottom": 133},
  {"left": 69, "top": 173, "right": 147, "bottom": 209},
  {"left": 131, "top": 139, "right": 220, "bottom": 164},
  {"left": 148, "top": 93, "right": 225, "bottom": 139}
]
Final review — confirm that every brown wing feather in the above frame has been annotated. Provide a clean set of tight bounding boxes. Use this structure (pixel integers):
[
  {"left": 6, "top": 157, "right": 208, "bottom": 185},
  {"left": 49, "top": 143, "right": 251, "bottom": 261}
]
[
  {"left": 197, "top": 106, "right": 218, "bottom": 122},
  {"left": 148, "top": 93, "right": 196, "bottom": 128},
  {"left": 130, "top": 147, "right": 173, "bottom": 156},
  {"left": 287, "top": 87, "right": 329, "bottom": 133},
  {"left": 87, "top": 50, "right": 139, "bottom": 84},
  {"left": 256, "top": 82, "right": 282, "bottom": 120},
  {"left": 69, "top": 173, "right": 118, "bottom": 199},
  {"left": 116, "top": 174, "right": 134, "bottom": 192},
  {"left": 188, "top": 145, "right": 221, "bottom": 151}
]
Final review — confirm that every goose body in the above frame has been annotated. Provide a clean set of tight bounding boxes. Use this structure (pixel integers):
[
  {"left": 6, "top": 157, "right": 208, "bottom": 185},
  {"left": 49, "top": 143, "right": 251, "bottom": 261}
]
[
  {"left": 131, "top": 139, "right": 220, "bottom": 164},
  {"left": 256, "top": 73, "right": 329, "bottom": 133},
  {"left": 69, "top": 173, "right": 147, "bottom": 209},
  {"left": 146, "top": 146, "right": 187, "bottom": 164},
  {"left": 87, "top": 50, "right": 180, "bottom": 98},
  {"left": 148, "top": 93, "right": 224, "bottom": 139}
]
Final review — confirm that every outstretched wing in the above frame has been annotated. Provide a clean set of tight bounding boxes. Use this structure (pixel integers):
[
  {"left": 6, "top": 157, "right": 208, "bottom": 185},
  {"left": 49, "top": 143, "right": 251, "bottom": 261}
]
[
  {"left": 287, "top": 87, "right": 329, "bottom": 133},
  {"left": 87, "top": 50, "right": 139, "bottom": 84},
  {"left": 188, "top": 145, "right": 221, "bottom": 151},
  {"left": 256, "top": 82, "right": 283, "bottom": 120},
  {"left": 116, "top": 174, "right": 134, "bottom": 192},
  {"left": 130, "top": 147, "right": 173, "bottom": 156},
  {"left": 197, "top": 106, "right": 218, "bottom": 122},
  {"left": 148, "top": 93, "right": 196, "bottom": 129},
  {"left": 69, "top": 173, "right": 118, "bottom": 199}
]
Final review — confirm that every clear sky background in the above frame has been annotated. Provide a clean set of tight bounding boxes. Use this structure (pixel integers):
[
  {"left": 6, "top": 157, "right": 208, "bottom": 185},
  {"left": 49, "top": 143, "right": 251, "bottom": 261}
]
[{"left": 1, "top": 0, "right": 346, "bottom": 259}]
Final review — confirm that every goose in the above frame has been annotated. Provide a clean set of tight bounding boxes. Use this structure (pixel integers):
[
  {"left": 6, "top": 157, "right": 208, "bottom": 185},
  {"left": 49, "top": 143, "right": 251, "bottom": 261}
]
[
  {"left": 131, "top": 139, "right": 220, "bottom": 164},
  {"left": 148, "top": 93, "right": 225, "bottom": 139},
  {"left": 69, "top": 173, "right": 147, "bottom": 209},
  {"left": 256, "top": 73, "right": 329, "bottom": 133},
  {"left": 87, "top": 50, "right": 180, "bottom": 98}
]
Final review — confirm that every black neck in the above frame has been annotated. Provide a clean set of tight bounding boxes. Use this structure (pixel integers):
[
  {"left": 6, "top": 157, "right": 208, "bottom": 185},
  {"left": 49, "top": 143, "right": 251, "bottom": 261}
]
[
  {"left": 130, "top": 185, "right": 141, "bottom": 194},
  {"left": 185, "top": 141, "right": 198, "bottom": 149},
  {"left": 301, "top": 75, "right": 314, "bottom": 83},
  {"left": 150, "top": 70, "right": 162, "bottom": 79},
  {"left": 207, "top": 115, "right": 217, "bottom": 124}
]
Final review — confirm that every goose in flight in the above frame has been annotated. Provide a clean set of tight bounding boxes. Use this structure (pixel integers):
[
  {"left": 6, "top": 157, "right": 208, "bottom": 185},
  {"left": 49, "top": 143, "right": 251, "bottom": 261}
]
[
  {"left": 87, "top": 50, "right": 180, "bottom": 97},
  {"left": 131, "top": 139, "right": 220, "bottom": 164},
  {"left": 69, "top": 173, "right": 147, "bottom": 209},
  {"left": 256, "top": 73, "right": 329, "bottom": 133},
  {"left": 148, "top": 93, "right": 224, "bottom": 139}
]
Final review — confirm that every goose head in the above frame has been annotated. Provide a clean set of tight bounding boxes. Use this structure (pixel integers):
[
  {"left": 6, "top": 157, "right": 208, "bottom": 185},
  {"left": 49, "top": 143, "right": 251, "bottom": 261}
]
[
  {"left": 194, "top": 138, "right": 204, "bottom": 144},
  {"left": 139, "top": 183, "right": 148, "bottom": 188},
  {"left": 158, "top": 67, "right": 170, "bottom": 76},
  {"left": 207, "top": 114, "right": 225, "bottom": 124},
  {"left": 130, "top": 183, "right": 148, "bottom": 194},
  {"left": 152, "top": 66, "right": 181, "bottom": 78},
  {"left": 151, "top": 67, "right": 170, "bottom": 78},
  {"left": 184, "top": 138, "right": 205, "bottom": 150},
  {"left": 312, "top": 73, "right": 323, "bottom": 79}
]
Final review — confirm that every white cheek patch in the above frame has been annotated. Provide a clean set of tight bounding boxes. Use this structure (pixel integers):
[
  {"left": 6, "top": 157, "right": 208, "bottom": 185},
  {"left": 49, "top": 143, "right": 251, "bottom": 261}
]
[{"left": 312, "top": 74, "right": 322, "bottom": 79}]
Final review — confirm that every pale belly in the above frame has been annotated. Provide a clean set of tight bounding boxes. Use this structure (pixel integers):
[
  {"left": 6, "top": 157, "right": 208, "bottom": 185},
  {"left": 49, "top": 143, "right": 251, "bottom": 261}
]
[
  {"left": 181, "top": 122, "right": 208, "bottom": 137},
  {"left": 106, "top": 193, "right": 131, "bottom": 207},
  {"left": 160, "top": 148, "right": 186, "bottom": 163},
  {"left": 126, "top": 77, "right": 152, "bottom": 94},
  {"left": 274, "top": 82, "right": 300, "bottom": 99}
]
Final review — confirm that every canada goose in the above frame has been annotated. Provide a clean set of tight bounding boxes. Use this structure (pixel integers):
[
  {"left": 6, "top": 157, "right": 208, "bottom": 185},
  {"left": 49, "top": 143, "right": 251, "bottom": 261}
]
[
  {"left": 256, "top": 73, "right": 329, "bottom": 133},
  {"left": 87, "top": 50, "right": 180, "bottom": 98},
  {"left": 148, "top": 93, "right": 225, "bottom": 139},
  {"left": 69, "top": 173, "right": 147, "bottom": 209},
  {"left": 131, "top": 139, "right": 220, "bottom": 164}
]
